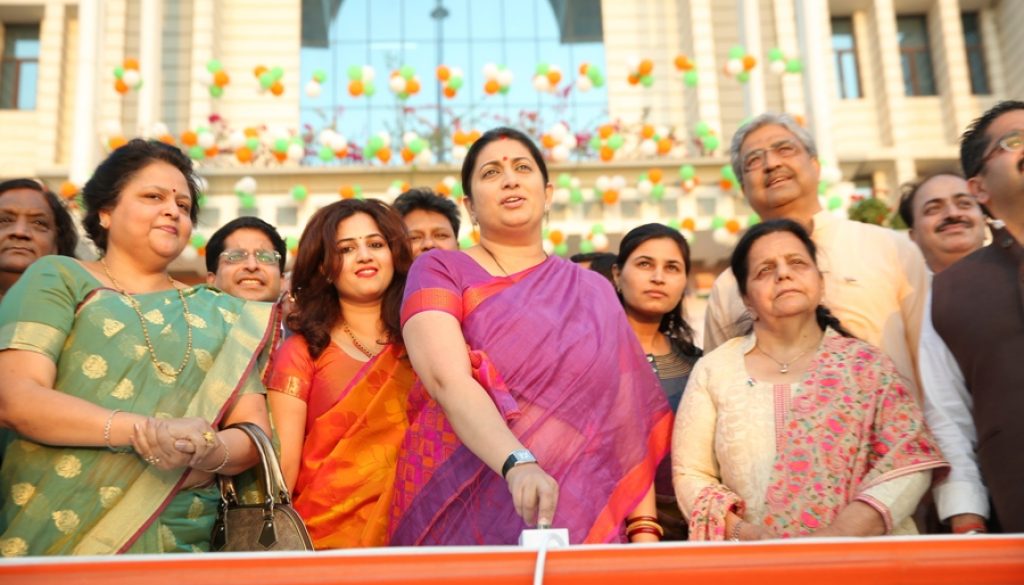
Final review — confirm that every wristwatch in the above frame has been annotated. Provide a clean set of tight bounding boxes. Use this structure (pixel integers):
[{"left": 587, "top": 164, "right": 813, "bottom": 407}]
[{"left": 501, "top": 449, "right": 538, "bottom": 479}]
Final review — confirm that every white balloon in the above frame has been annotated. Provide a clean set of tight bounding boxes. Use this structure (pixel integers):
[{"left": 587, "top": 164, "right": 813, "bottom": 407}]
[
  {"left": 551, "top": 144, "right": 570, "bottom": 162},
  {"left": 304, "top": 80, "right": 322, "bottom": 98},
  {"left": 595, "top": 175, "right": 611, "bottom": 192},
  {"left": 235, "top": 176, "right": 257, "bottom": 195},
  {"left": 197, "top": 69, "right": 215, "bottom": 87},
  {"left": 542, "top": 239, "right": 555, "bottom": 256},
  {"left": 152, "top": 122, "right": 170, "bottom": 137},
  {"left": 452, "top": 145, "right": 468, "bottom": 161},
  {"left": 591, "top": 233, "right": 610, "bottom": 252},
  {"left": 570, "top": 177, "right": 581, "bottom": 189},
  {"left": 287, "top": 143, "right": 305, "bottom": 161},
  {"left": 228, "top": 130, "right": 247, "bottom": 149},
  {"left": 450, "top": 67, "right": 464, "bottom": 79},
  {"left": 195, "top": 176, "right": 209, "bottom": 194},
  {"left": 122, "top": 69, "right": 141, "bottom": 88},
  {"left": 403, "top": 131, "right": 417, "bottom": 145},
  {"left": 712, "top": 227, "right": 739, "bottom": 247},
  {"left": 497, "top": 68, "right": 514, "bottom": 87},
  {"left": 639, "top": 139, "right": 658, "bottom": 157},
  {"left": 389, "top": 75, "right": 407, "bottom": 93},
  {"left": 102, "top": 120, "right": 123, "bottom": 136},
  {"left": 387, "top": 185, "right": 402, "bottom": 198},
  {"left": 637, "top": 179, "right": 654, "bottom": 196},
  {"left": 611, "top": 175, "right": 628, "bottom": 191},
  {"left": 377, "top": 131, "right": 391, "bottom": 147},
  {"left": 553, "top": 187, "right": 570, "bottom": 204},
  {"left": 329, "top": 134, "right": 348, "bottom": 151},
  {"left": 549, "top": 123, "right": 569, "bottom": 142},
  {"left": 318, "top": 128, "right": 336, "bottom": 146},
  {"left": 770, "top": 59, "right": 787, "bottom": 75},
  {"left": 415, "top": 148, "right": 434, "bottom": 165},
  {"left": 362, "top": 65, "right": 375, "bottom": 83},
  {"left": 625, "top": 56, "right": 641, "bottom": 73},
  {"left": 575, "top": 76, "right": 593, "bottom": 93},
  {"left": 179, "top": 245, "right": 199, "bottom": 262},
  {"left": 197, "top": 131, "right": 216, "bottom": 149},
  {"left": 682, "top": 179, "right": 696, "bottom": 191},
  {"left": 483, "top": 63, "right": 499, "bottom": 79},
  {"left": 533, "top": 75, "right": 551, "bottom": 93},
  {"left": 561, "top": 134, "right": 577, "bottom": 149},
  {"left": 726, "top": 59, "right": 744, "bottom": 76},
  {"left": 680, "top": 229, "right": 695, "bottom": 243},
  {"left": 820, "top": 165, "right": 843, "bottom": 184},
  {"left": 442, "top": 176, "right": 457, "bottom": 189}
]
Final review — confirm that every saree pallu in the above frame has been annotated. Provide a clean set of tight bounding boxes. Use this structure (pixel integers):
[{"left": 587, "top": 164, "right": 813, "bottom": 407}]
[
  {"left": 268, "top": 340, "right": 415, "bottom": 548},
  {"left": 390, "top": 250, "right": 672, "bottom": 545},
  {"left": 0, "top": 257, "right": 275, "bottom": 556}
]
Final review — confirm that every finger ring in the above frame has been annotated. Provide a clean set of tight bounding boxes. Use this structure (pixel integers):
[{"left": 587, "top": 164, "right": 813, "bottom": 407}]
[
  {"left": 145, "top": 456, "right": 159, "bottom": 464},
  {"left": 202, "top": 431, "right": 217, "bottom": 446}
]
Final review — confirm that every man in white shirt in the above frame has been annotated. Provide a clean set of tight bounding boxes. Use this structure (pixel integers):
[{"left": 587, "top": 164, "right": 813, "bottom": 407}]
[
  {"left": 704, "top": 113, "right": 929, "bottom": 397},
  {"left": 897, "top": 173, "right": 985, "bottom": 274}
]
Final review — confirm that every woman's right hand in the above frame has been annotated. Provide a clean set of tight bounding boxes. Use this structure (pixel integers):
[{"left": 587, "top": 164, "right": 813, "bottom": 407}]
[{"left": 506, "top": 463, "right": 559, "bottom": 527}]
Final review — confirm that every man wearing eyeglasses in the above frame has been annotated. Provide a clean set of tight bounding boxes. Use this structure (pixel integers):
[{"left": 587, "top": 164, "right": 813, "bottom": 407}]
[
  {"left": 205, "top": 217, "right": 286, "bottom": 302},
  {"left": 704, "top": 113, "right": 929, "bottom": 404},
  {"left": 922, "top": 100, "right": 1024, "bottom": 534}
]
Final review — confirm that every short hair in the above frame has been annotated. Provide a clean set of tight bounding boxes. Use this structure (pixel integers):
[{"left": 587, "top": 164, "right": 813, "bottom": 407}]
[
  {"left": 897, "top": 172, "right": 966, "bottom": 229},
  {"left": 393, "top": 187, "right": 461, "bottom": 236},
  {"left": 960, "top": 100, "right": 1024, "bottom": 179},
  {"left": 82, "top": 139, "right": 200, "bottom": 252},
  {"left": 730, "top": 112, "right": 818, "bottom": 182},
  {"left": 0, "top": 178, "right": 78, "bottom": 257},
  {"left": 205, "top": 216, "right": 287, "bottom": 273},
  {"left": 461, "top": 127, "right": 549, "bottom": 200}
]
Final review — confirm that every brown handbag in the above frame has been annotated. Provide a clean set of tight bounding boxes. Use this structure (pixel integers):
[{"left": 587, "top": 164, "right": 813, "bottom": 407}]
[{"left": 209, "top": 422, "right": 314, "bottom": 552}]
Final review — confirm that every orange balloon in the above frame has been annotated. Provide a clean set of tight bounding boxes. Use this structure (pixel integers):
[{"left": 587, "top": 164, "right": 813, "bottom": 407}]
[
  {"left": 599, "top": 146, "right": 614, "bottom": 162},
  {"left": 108, "top": 136, "right": 127, "bottom": 150},
  {"left": 436, "top": 181, "right": 451, "bottom": 196},
  {"left": 541, "top": 134, "right": 557, "bottom": 149},
  {"left": 453, "top": 130, "right": 468, "bottom": 146},
  {"left": 59, "top": 181, "right": 78, "bottom": 199},
  {"left": 681, "top": 218, "right": 696, "bottom": 231},
  {"left": 443, "top": 86, "right": 457, "bottom": 99},
  {"left": 598, "top": 125, "right": 614, "bottom": 139},
  {"left": 548, "top": 230, "right": 565, "bottom": 246},
  {"left": 244, "top": 127, "right": 260, "bottom": 138},
  {"left": 674, "top": 55, "right": 693, "bottom": 71},
  {"left": 719, "top": 178, "right": 733, "bottom": 191},
  {"left": 469, "top": 130, "right": 481, "bottom": 142},
  {"left": 602, "top": 190, "right": 619, "bottom": 205},
  {"left": 638, "top": 59, "right": 654, "bottom": 76},
  {"left": 742, "top": 55, "right": 757, "bottom": 71},
  {"left": 436, "top": 65, "right": 451, "bottom": 81},
  {"left": 114, "top": 79, "right": 129, "bottom": 94},
  {"left": 401, "top": 146, "right": 415, "bottom": 163},
  {"left": 376, "top": 147, "right": 392, "bottom": 163},
  {"left": 657, "top": 137, "right": 672, "bottom": 154},
  {"left": 406, "top": 77, "right": 421, "bottom": 95},
  {"left": 205, "top": 146, "right": 219, "bottom": 158},
  {"left": 181, "top": 131, "right": 198, "bottom": 146},
  {"left": 273, "top": 150, "right": 287, "bottom": 162},
  {"left": 253, "top": 65, "right": 268, "bottom": 77},
  {"left": 546, "top": 70, "right": 561, "bottom": 86},
  {"left": 339, "top": 185, "right": 355, "bottom": 199},
  {"left": 158, "top": 133, "right": 176, "bottom": 145},
  {"left": 123, "top": 58, "right": 140, "bottom": 71},
  {"left": 470, "top": 229, "right": 480, "bottom": 244},
  {"left": 213, "top": 70, "right": 230, "bottom": 87},
  {"left": 641, "top": 124, "right": 655, "bottom": 139},
  {"left": 349, "top": 79, "right": 364, "bottom": 96},
  {"left": 334, "top": 147, "right": 349, "bottom": 159},
  {"left": 235, "top": 146, "right": 253, "bottom": 163},
  {"left": 649, "top": 168, "right": 663, "bottom": 183},
  {"left": 270, "top": 81, "right": 285, "bottom": 96},
  {"left": 725, "top": 219, "right": 741, "bottom": 234},
  {"left": 627, "top": 74, "right": 640, "bottom": 86},
  {"left": 579, "top": 63, "right": 589, "bottom": 75},
  {"left": 197, "top": 246, "right": 206, "bottom": 257},
  {"left": 484, "top": 79, "right": 500, "bottom": 94}
]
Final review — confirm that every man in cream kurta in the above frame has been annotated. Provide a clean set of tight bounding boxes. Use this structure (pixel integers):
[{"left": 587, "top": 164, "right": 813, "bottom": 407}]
[{"left": 705, "top": 114, "right": 928, "bottom": 397}]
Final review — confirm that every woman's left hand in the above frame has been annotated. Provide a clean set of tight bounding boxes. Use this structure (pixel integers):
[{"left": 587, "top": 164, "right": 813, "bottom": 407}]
[{"left": 131, "top": 416, "right": 215, "bottom": 471}]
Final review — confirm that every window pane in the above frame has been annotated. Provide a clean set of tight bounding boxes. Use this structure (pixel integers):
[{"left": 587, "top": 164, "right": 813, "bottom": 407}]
[
  {"left": 897, "top": 15, "right": 935, "bottom": 96},
  {"left": 831, "top": 17, "right": 860, "bottom": 99},
  {"left": 831, "top": 18, "right": 854, "bottom": 51},
  {"left": 897, "top": 16, "right": 928, "bottom": 48},
  {"left": 961, "top": 12, "right": 990, "bottom": 95},
  {"left": 4, "top": 25, "right": 41, "bottom": 58},
  {"left": 961, "top": 12, "right": 981, "bottom": 45},
  {"left": 17, "top": 61, "right": 37, "bottom": 109},
  {"left": 0, "top": 61, "right": 16, "bottom": 108}
]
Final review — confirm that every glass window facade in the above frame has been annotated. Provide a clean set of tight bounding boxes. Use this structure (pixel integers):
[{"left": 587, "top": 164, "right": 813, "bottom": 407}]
[
  {"left": 896, "top": 15, "right": 937, "bottom": 96},
  {"left": 831, "top": 17, "right": 861, "bottom": 99},
  {"left": 961, "top": 12, "right": 990, "bottom": 95},
  {"left": 300, "top": 0, "right": 607, "bottom": 163},
  {"left": 0, "top": 24, "right": 41, "bottom": 110}
]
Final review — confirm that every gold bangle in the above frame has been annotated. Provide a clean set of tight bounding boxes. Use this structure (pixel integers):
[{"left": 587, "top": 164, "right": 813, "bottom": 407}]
[
  {"left": 625, "top": 519, "right": 664, "bottom": 535},
  {"left": 730, "top": 520, "right": 746, "bottom": 542},
  {"left": 103, "top": 409, "right": 130, "bottom": 453},
  {"left": 198, "top": 440, "right": 230, "bottom": 474}
]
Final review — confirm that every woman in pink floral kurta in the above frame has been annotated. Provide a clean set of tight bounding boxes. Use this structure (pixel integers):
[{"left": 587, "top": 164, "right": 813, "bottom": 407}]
[{"left": 673, "top": 220, "right": 946, "bottom": 541}]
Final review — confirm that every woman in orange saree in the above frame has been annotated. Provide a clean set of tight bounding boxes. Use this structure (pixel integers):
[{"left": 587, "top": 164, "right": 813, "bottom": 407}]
[{"left": 266, "top": 199, "right": 415, "bottom": 549}]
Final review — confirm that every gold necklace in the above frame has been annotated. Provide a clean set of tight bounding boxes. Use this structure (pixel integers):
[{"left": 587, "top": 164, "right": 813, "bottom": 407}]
[
  {"left": 478, "top": 243, "right": 509, "bottom": 276},
  {"left": 341, "top": 322, "right": 383, "bottom": 358},
  {"left": 755, "top": 340, "right": 819, "bottom": 374},
  {"left": 101, "top": 258, "right": 193, "bottom": 379}
]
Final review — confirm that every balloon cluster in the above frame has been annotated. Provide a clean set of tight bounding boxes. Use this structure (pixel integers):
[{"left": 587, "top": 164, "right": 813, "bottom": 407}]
[
  {"left": 113, "top": 58, "right": 142, "bottom": 95},
  {"left": 200, "top": 59, "right": 230, "bottom": 98},
  {"left": 693, "top": 121, "right": 721, "bottom": 155},
  {"left": 723, "top": 46, "right": 757, "bottom": 83},
  {"left": 674, "top": 55, "right": 698, "bottom": 87},
  {"left": 532, "top": 63, "right": 563, "bottom": 93},
  {"left": 436, "top": 65, "right": 464, "bottom": 99},
  {"left": 150, "top": 122, "right": 177, "bottom": 146},
  {"left": 578, "top": 224, "right": 610, "bottom": 253},
  {"left": 339, "top": 184, "right": 365, "bottom": 199},
  {"left": 363, "top": 132, "right": 393, "bottom": 164},
  {"left": 678, "top": 164, "right": 700, "bottom": 193},
  {"left": 589, "top": 124, "right": 625, "bottom": 162},
  {"left": 626, "top": 57, "right": 655, "bottom": 88},
  {"left": 347, "top": 65, "right": 376, "bottom": 97},
  {"left": 451, "top": 129, "right": 481, "bottom": 162},
  {"left": 575, "top": 63, "right": 606, "bottom": 92},
  {"left": 103, "top": 120, "right": 127, "bottom": 151},
  {"left": 400, "top": 132, "right": 434, "bottom": 165},
  {"left": 594, "top": 174, "right": 627, "bottom": 205},
  {"left": 540, "top": 123, "right": 577, "bottom": 163},
  {"left": 254, "top": 65, "right": 285, "bottom": 96},
  {"left": 389, "top": 66, "right": 422, "bottom": 99},
  {"left": 316, "top": 128, "right": 349, "bottom": 162},
  {"left": 638, "top": 124, "right": 674, "bottom": 157},
  {"left": 228, "top": 128, "right": 262, "bottom": 163},
  {"left": 552, "top": 173, "right": 584, "bottom": 205},
  {"left": 719, "top": 165, "right": 739, "bottom": 191},
  {"left": 669, "top": 217, "right": 697, "bottom": 243},
  {"left": 268, "top": 131, "right": 305, "bottom": 163},
  {"left": 234, "top": 176, "right": 258, "bottom": 209},
  {"left": 767, "top": 48, "right": 804, "bottom": 75},
  {"left": 482, "top": 63, "right": 513, "bottom": 95},
  {"left": 305, "top": 69, "right": 327, "bottom": 98},
  {"left": 181, "top": 127, "right": 218, "bottom": 160},
  {"left": 435, "top": 176, "right": 464, "bottom": 199},
  {"left": 544, "top": 228, "right": 569, "bottom": 257},
  {"left": 637, "top": 168, "right": 667, "bottom": 201},
  {"left": 385, "top": 180, "right": 411, "bottom": 199}
]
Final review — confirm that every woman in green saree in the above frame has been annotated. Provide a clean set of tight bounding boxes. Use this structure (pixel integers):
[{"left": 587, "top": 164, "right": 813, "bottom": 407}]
[{"left": 0, "top": 140, "right": 276, "bottom": 556}]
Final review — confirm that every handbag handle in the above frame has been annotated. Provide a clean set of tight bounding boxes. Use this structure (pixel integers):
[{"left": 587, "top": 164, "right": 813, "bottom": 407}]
[{"left": 216, "top": 422, "right": 292, "bottom": 507}]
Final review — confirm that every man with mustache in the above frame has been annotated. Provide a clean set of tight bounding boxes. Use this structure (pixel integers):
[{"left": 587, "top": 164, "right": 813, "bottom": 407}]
[
  {"left": 393, "top": 187, "right": 460, "bottom": 258},
  {"left": 206, "top": 216, "right": 286, "bottom": 302},
  {"left": 0, "top": 179, "right": 78, "bottom": 302},
  {"left": 921, "top": 100, "right": 1024, "bottom": 534},
  {"left": 898, "top": 173, "right": 985, "bottom": 274},
  {"left": 704, "top": 113, "right": 929, "bottom": 400}
]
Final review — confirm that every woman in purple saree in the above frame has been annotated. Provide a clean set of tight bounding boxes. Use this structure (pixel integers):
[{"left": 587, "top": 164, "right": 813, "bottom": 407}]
[{"left": 390, "top": 128, "right": 672, "bottom": 545}]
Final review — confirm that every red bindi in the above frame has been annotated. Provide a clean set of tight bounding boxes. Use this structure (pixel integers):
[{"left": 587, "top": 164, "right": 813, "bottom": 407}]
[{"left": 502, "top": 156, "right": 508, "bottom": 161}]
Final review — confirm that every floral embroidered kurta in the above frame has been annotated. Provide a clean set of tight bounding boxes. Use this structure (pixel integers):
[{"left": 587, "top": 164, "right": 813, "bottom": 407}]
[{"left": 672, "top": 328, "right": 947, "bottom": 540}]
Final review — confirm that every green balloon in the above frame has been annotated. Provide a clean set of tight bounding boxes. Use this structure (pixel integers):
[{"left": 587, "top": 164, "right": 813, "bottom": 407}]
[
  {"left": 347, "top": 65, "right": 362, "bottom": 80},
  {"left": 291, "top": 185, "right": 309, "bottom": 201},
  {"left": 409, "top": 138, "right": 427, "bottom": 154},
  {"left": 188, "top": 145, "right": 205, "bottom": 160},
  {"left": 721, "top": 165, "right": 738, "bottom": 182},
  {"left": 651, "top": 183, "right": 666, "bottom": 201},
  {"left": 666, "top": 218, "right": 681, "bottom": 230},
  {"left": 317, "top": 145, "right": 334, "bottom": 161},
  {"left": 588, "top": 135, "right": 602, "bottom": 150},
  {"left": 591, "top": 73, "right": 605, "bottom": 87},
  {"left": 270, "top": 66, "right": 284, "bottom": 81},
  {"left": 312, "top": 68, "right": 327, "bottom": 83},
  {"left": 695, "top": 121, "right": 711, "bottom": 136},
  {"left": 190, "top": 234, "right": 207, "bottom": 248},
  {"left": 364, "top": 81, "right": 376, "bottom": 96},
  {"left": 683, "top": 70, "right": 698, "bottom": 87},
  {"left": 499, "top": 85, "right": 509, "bottom": 95},
  {"left": 728, "top": 45, "right": 745, "bottom": 59},
  {"left": 245, "top": 137, "right": 260, "bottom": 151},
  {"left": 703, "top": 135, "right": 721, "bottom": 152},
  {"left": 737, "top": 71, "right": 750, "bottom": 83},
  {"left": 400, "top": 65, "right": 415, "bottom": 80},
  {"left": 367, "top": 135, "right": 384, "bottom": 152},
  {"left": 452, "top": 183, "right": 464, "bottom": 198},
  {"left": 354, "top": 185, "right": 364, "bottom": 200},
  {"left": 679, "top": 164, "right": 696, "bottom": 180},
  {"left": 711, "top": 216, "right": 726, "bottom": 229},
  {"left": 827, "top": 194, "right": 843, "bottom": 210},
  {"left": 273, "top": 138, "right": 289, "bottom": 153},
  {"left": 768, "top": 47, "right": 784, "bottom": 62},
  {"left": 785, "top": 58, "right": 803, "bottom": 73},
  {"left": 640, "top": 74, "right": 654, "bottom": 88},
  {"left": 208, "top": 85, "right": 224, "bottom": 98},
  {"left": 591, "top": 223, "right": 606, "bottom": 235},
  {"left": 578, "top": 240, "right": 595, "bottom": 254},
  {"left": 259, "top": 72, "right": 274, "bottom": 89},
  {"left": 607, "top": 134, "right": 625, "bottom": 150},
  {"left": 398, "top": 92, "right": 410, "bottom": 100},
  {"left": 206, "top": 59, "right": 222, "bottom": 73},
  {"left": 587, "top": 66, "right": 603, "bottom": 82},
  {"left": 362, "top": 146, "right": 375, "bottom": 159},
  {"left": 554, "top": 242, "right": 569, "bottom": 257},
  {"left": 557, "top": 173, "right": 572, "bottom": 188},
  {"left": 198, "top": 193, "right": 208, "bottom": 207},
  {"left": 447, "top": 76, "right": 463, "bottom": 90},
  {"left": 747, "top": 212, "right": 761, "bottom": 226},
  {"left": 239, "top": 194, "right": 257, "bottom": 209},
  {"left": 459, "top": 237, "right": 474, "bottom": 249},
  {"left": 113, "top": 66, "right": 124, "bottom": 79},
  {"left": 286, "top": 236, "right": 299, "bottom": 249},
  {"left": 290, "top": 136, "right": 304, "bottom": 147},
  {"left": 535, "top": 63, "right": 549, "bottom": 76},
  {"left": 569, "top": 188, "right": 584, "bottom": 204}
]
